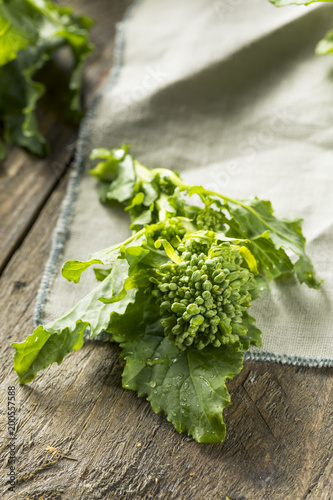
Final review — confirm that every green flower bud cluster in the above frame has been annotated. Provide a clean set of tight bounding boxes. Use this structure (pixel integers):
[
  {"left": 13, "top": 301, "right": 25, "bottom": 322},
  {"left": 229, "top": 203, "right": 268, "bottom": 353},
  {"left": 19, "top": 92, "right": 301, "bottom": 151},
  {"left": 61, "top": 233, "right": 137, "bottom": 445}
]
[
  {"left": 151, "top": 242, "right": 255, "bottom": 350},
  {"left": 195, "top": 207, "right": 225, "bottom": 232},
  {"left": 159, "top": 218, "right": 186, "bottom": 243},
  {"left": 179, "top": 239, "right": 208, "bottom": 257}
]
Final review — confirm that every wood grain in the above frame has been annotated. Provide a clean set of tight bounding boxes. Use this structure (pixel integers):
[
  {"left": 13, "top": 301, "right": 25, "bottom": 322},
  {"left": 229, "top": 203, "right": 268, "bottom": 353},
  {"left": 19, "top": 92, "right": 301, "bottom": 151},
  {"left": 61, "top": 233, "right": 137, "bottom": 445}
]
[
  {"left": 0, "top": 1, "right": 332, "bottom": 499},
  {"left": 0, "top": 200, "right": 332, "bottom": 499}
]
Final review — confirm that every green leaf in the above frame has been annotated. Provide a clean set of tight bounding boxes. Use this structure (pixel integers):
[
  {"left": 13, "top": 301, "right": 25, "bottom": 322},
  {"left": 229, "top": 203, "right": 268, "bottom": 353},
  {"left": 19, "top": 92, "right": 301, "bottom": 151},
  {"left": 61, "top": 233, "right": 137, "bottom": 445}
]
[
  {"left": 12, "top": 259, "right": 136, "bottom": 384},
  {"left": 0, "top": 0, "right": 93, "bottom": 158},
  {"left": 106, "top": 155, "right": 137, "bottom": 203},
  {"left": 62, "top": 259, "right": 103, "bottom": 283},
  {"left": 89, "top": 146, "right": 129, "bottom": 182},
  {"left": 141, "top": 181, "right": 159, "bottom": 206},
  {"left": 0, "top": 0, "right": 39, "bottom": 67},
  {"left": 12, "top": 322, "right": 86, "bottom": 386},
  {"left": 61, "top": 230, "right": 147, "bottom": 284},
  {"left": 125, "top": 192, "right": 145, "bottom": 210},
  {"left": 108, "top": 291, "right": 255, "bottom": 443},
  {"left": 238, "top": 312, "right": 263, "bottom": 350},
  {"left": 130, "top": 209, "right": 152, "bottom": 227},
  {"left": 209, "top": 194, "right": 320, "bottom": 288},
  {"left": 98, "top": 181, "right": 114, "bottom": 204},
  {"left": 248, "top": 231, "right": 293, "bottom": 281},
  {"left": 269, "top": 0, "right": 333, "bottom": 5},
  {"left": 228, "top": 198, "right": 321, "bottom": 288},
  {"left": 94, "top": 267, "right": 112, "bottom": 281},
  {"left": 107, "top": 290, "right": 160, "bottom": 339},
  {"left": 316, "top": 29, "right": 333, "bottom": 55},
  {"left": 116, "top": 321, "right": 244, "bottom": 443},
  {"left": 190, "top": 188, "right": 319, "bottom": 287}
]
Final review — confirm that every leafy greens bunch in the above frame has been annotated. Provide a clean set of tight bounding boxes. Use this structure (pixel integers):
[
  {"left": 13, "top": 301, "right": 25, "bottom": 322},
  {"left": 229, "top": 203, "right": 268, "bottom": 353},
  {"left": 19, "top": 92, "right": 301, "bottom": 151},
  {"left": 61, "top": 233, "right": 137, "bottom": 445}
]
[
  {"left": 0, "top": 0, "right": 93, "bottom": 159},
  {"left": 11, "top": 146, "right": 321, "bottom": 443},
  {"left": 270, "top": 0, "right": 333, "bottom": 54}
]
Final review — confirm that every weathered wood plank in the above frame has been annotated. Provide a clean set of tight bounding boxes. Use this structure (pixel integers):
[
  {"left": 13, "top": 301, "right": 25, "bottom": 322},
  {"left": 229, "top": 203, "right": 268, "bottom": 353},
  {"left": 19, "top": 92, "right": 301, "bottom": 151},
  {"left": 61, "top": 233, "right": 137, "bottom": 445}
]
[
  {"left": 0, "top": 0, "right": 132, "bottom": 275},
  {"left": 0, "top": 126, "right": 76, "bottom": 275},
  {"left": 0, "top": 166, "right": 331, "bottom": 499}
]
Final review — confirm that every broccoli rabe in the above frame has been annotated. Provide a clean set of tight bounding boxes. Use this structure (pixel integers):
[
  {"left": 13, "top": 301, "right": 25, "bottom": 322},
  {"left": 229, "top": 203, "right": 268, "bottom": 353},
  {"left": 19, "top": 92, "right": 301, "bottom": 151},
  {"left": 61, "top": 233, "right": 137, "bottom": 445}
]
[
  {"left": 151, "top": 241, "right": 255, "bottom": 350},
  {"left": 156, "top": 218, "right": 187, "bottom": 248},
  {"left": 11, "top": 146, "right": 321, "bottom": 443},
  {"left": 194, "top": 206, "right": 226, "bottom": 232}
]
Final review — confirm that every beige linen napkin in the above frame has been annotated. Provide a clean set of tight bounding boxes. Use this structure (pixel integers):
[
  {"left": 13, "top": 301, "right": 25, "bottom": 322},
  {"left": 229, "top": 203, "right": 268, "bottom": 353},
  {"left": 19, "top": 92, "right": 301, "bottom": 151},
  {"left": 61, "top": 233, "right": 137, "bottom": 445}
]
[{"left": 36, "top": 0, "right": 333, "bottom": 366}]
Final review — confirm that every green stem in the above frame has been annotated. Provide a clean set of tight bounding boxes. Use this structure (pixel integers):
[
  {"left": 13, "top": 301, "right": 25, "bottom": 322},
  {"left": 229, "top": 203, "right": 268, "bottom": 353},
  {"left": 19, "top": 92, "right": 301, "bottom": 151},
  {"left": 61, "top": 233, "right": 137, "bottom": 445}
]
[
  {"left": 94, "top": 228, "right": 145, "bottom": 257},
  {"left": 134, "top": 161, "right": 301, "bottom": 252},
  {"left": 135, "top": 161, "right": 189, "bottom": 190}
]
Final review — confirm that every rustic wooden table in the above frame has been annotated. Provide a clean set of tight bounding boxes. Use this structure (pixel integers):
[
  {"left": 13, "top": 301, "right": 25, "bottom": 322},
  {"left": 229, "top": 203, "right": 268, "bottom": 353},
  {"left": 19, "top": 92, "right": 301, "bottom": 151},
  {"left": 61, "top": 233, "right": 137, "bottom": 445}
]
[{"left": 0, "top": 1, "right": 332, "bottom": 499}]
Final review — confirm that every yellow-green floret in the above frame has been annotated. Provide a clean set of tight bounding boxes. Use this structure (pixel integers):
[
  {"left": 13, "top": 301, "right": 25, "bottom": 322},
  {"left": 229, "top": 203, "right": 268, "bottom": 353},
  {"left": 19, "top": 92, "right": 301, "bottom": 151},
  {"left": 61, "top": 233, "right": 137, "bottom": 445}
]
[{"left": 150, "top": 241, "right": 255, "bottom": 350}]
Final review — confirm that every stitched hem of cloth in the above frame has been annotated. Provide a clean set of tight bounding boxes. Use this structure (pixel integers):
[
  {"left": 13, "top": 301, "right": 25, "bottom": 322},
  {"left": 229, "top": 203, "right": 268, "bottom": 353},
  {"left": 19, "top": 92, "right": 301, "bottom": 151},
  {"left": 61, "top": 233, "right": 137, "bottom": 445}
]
[
  {"left": 33, "top": 0, "right": 143, "bottom": 328},
  {"left": 244, "top": 351, "right": 333, "bottom": 368}
]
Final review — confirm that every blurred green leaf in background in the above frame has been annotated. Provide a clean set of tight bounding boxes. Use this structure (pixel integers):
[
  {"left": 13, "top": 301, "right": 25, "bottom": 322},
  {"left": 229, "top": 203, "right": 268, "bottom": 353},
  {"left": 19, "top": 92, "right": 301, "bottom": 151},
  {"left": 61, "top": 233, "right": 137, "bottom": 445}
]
[
  {"left": 270, "top": 0, "right": 333, "bottom": 53},
  {"left": 0, "top": 0, "right": 93, "bottom": 159}
]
